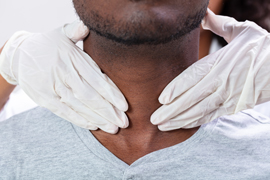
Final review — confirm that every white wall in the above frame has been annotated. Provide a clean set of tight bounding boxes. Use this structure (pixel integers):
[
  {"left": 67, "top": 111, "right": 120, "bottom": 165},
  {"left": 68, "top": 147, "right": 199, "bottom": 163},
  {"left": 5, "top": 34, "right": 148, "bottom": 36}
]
[{"left": 0, "top": 0, "right": 79, "bottom": 45}]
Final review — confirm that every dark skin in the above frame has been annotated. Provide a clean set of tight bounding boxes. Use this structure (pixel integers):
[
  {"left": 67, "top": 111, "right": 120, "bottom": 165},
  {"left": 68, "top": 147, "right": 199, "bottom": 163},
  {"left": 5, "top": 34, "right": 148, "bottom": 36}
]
[{"left": 73, "top": 0, "right": 209, "bottom": 165}]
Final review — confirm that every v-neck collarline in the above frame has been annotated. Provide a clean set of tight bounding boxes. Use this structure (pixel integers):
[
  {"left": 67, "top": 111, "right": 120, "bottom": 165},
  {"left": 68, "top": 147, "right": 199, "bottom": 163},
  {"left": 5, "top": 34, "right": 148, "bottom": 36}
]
[{"left": 72, "top": 119, "right": 218, "bottom": 169}]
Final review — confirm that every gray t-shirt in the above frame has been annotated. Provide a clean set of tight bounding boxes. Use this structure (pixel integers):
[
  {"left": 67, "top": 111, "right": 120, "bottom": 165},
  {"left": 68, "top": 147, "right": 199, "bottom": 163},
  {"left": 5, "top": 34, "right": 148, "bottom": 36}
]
[{"left": 1, "top": 107, "right": 270, "bottom": 180}]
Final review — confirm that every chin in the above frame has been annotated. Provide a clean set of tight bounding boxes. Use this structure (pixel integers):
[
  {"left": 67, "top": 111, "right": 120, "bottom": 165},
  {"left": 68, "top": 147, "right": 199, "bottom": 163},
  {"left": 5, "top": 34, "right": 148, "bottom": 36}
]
[{"left": 73, "top": 0, "right": 209, "bottom": 45}]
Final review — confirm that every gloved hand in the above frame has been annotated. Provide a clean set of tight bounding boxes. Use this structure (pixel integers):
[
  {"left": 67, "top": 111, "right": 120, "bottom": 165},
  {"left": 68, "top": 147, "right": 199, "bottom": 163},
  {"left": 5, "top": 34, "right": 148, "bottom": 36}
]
[
  {"left": 0, "top": 21, "right": 129, "bottom": 134},
  {"left": 151, "top": 9, "right": 270, "bottom": 131}
]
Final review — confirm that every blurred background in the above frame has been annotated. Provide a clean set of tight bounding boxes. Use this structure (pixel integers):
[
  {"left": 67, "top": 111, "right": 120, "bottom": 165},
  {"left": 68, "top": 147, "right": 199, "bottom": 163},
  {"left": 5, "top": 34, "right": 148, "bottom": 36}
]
[
  {"left": 0, "top": 0, "right": 79, "bottom": 45},
  {"left": 0, "top": 0, "right": 81, "bottom": 121}
]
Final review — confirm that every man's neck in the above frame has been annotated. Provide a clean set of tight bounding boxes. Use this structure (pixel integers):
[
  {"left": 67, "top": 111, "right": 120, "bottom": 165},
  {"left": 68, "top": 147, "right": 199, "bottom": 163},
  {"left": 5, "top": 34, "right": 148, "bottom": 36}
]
[{"left": 84, "top": 28, "right": 201, "bottom": 165}]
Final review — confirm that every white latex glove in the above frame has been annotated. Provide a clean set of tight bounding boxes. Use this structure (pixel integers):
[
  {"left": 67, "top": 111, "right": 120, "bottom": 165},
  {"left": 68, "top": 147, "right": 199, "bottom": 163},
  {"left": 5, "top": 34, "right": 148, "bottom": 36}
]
[
  {"left": 151, "top": 9, "right": 270, "bottom": 131},
  {"left": 0, "top": 21, "right": 129, "bottom": 134}
]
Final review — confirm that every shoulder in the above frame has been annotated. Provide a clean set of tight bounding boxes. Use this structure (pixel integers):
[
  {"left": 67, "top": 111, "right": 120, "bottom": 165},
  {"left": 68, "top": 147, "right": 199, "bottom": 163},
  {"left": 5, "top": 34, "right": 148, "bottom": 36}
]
[
  {"left": 0, "top": 107, "right": 87, "bottom": 177},
  {"left": 0, "top": 107, "right": 58, "bottom": 173},
  {"left": 0, "top": 107, "right": 73, "bottom": 151},
  {"left": 0, "top": 107, "right": 60, "bottom": 131},
  {"left": 0, "top": 107, "right": 49, "bottom": 130},
  {"left": 212, "top": 109, "right": 270, "bottom": 140}
]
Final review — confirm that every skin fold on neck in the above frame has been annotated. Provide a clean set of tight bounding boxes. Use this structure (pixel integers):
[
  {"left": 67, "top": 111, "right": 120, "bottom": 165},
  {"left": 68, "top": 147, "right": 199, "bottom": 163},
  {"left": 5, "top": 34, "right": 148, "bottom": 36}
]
[{"left": 84, "top": 28, "right": 201, "bottom": 165}]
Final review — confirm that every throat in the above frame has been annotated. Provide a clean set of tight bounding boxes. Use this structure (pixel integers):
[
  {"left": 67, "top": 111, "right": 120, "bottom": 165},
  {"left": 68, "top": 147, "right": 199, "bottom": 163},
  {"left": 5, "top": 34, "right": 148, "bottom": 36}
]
[{"left": 85, "top": 28, "right": 201, "bottom": 165}]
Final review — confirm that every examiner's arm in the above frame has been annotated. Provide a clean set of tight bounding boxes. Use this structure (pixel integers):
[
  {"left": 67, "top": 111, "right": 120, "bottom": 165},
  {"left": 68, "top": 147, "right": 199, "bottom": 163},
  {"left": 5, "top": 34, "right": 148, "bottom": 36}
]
[{"left": 0, "top": 43, "right": 16, "bottom": 111}]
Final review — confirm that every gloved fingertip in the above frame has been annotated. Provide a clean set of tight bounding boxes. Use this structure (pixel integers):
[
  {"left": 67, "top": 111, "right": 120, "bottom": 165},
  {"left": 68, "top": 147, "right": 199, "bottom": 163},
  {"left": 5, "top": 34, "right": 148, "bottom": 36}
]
[
  {"left": 159, "top": 94, "right": 173, "bottom": 105},
  {"left": 117, "top": 112, "right": 129, "bottom": 128},
  {"left": 81, "top": 21, "right": 89, "bottom": 32},
  {"left": 157, "top": 122, "right": 171, "bottom": 131},
  {"left": 87, "top": 124, "right": 98, "bottom": 130},
  {"left": 107, "top": 126, "right": 119, "bottom": 134},
  {"left": 79, "top": 20, "right": 90, "bottom": 36},
  {"left": 150, "top": 115, "right": 159, "bottom": 125},
  {"left": 158, "top": 95, "right": 164, "bottom": 104},
  {"left": 121, "top": 122, "right": 129, "bottom": 129},
  {"left": 201, "top": 18, "right": 206, "bottom": 26},
  {"left": 158, "top": 95, "right": 167, "bottom": 105},
  {"left": 99, "top": 123, "right": 119, "bottom": 134},
  {"left": 117, "top": 102, "right": 129, "bottom": 112},
  {"left": 201, "top": 8, "right": 211, "bottom": 25},
  {"left": 63, "top": 20, "right": 89, "bottom": 43},
  {"left": 121, "top": 117, "right": 129, "bottom": 129},
  {"left": 207, "top": 8, "right": 215, "bottom": 15},
  {"left": 201, "top": 8, "right": 216, "bottom": 28}
]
